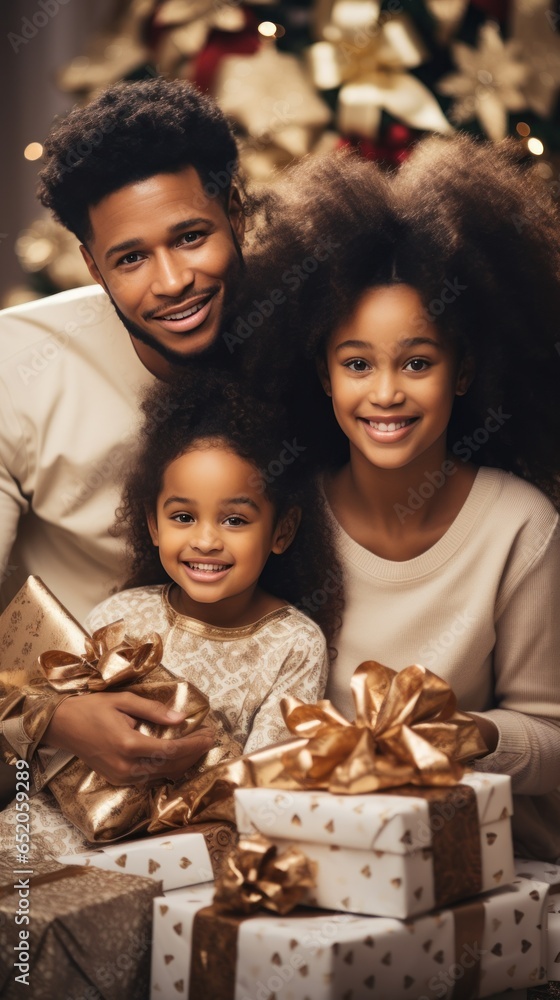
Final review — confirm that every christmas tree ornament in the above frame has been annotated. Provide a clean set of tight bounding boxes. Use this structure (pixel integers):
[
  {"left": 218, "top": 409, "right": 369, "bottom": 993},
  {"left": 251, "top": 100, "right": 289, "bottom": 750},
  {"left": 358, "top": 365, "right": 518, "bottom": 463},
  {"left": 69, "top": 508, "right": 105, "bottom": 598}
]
[
  {"left": 437, "top": 21, "right": 530, "bottom": 140},
  {"left": 214, "top": 43, "right": 332, "bottom": 157},
  {"left": 308, "top": 0, "right": 453, "bottom": 137},
  {"left": 510, "top": 0, "right": 560, "bottom": 117},
  {"left": 15, "top": 219, "right": 96, "bottom": 291},
  {"left": 423, "top": 0, "right": 469, "bottom": 45},
  {"left": 155, "top": 4, "right": 246, "bottom": 64},
  {"left": 58, "top": 0, "right": 154, "bottom": 98}
]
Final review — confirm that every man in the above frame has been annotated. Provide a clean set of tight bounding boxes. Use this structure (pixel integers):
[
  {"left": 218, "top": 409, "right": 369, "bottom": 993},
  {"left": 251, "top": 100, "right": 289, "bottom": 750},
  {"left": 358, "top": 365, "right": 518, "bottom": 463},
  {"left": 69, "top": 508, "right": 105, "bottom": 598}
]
[{"left": 0, "top": 78, "right": 247, "bottom": 790}]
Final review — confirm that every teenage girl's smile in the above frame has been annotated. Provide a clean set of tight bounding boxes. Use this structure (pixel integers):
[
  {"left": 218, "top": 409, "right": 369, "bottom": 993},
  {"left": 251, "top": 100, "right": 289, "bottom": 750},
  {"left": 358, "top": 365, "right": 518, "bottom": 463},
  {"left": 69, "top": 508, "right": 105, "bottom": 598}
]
[
  {"left": 322, "top": 284, "right": 468, "bottom": 472},
  {"left": 360, "top": 415, "right": 419, "bottom": 444}
]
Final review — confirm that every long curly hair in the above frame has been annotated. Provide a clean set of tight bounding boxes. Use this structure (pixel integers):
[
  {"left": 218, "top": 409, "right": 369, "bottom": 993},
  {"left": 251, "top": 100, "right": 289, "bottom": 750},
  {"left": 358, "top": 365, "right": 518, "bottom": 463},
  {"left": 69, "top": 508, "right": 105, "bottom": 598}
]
[
  {"left": 115, "top": 371, "right": 344, "bottom": 650},
  {"left": 241, "top": 135, "right": 560, "bottom": 505}
]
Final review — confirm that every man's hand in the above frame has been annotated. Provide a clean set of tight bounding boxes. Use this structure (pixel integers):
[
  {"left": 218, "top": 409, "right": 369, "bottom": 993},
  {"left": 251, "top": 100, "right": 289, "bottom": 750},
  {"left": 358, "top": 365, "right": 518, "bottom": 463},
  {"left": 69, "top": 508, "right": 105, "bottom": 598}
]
[{"left": 44, "top": 693, "right": 214, "bottom": 785}]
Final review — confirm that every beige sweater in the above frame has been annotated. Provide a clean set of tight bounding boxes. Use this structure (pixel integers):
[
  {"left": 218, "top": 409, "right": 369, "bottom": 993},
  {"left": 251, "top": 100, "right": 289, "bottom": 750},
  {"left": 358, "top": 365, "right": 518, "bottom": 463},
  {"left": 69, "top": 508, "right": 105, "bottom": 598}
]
[
  {"left": 326, "top": 467, "right": 560, "bottom": 861},
  {"left": 0, "top": 286, "right": 154, "bottom": 624},
  {"left": 0, "top": 587, "right": 328, "bottom": 855}
]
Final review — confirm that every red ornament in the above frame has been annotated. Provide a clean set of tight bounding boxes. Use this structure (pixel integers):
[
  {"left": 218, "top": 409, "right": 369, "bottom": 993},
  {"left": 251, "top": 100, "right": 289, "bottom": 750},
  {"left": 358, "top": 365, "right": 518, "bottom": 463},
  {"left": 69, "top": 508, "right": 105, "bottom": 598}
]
[
  {"left": 338, "top": 123, "right": 416, "bottom": 166},
  {"left": 193, "top": 10, "right": 261, "bottom": 94},
  {"left": 470, "top": 0, "right": 511, "bottom": 23}
]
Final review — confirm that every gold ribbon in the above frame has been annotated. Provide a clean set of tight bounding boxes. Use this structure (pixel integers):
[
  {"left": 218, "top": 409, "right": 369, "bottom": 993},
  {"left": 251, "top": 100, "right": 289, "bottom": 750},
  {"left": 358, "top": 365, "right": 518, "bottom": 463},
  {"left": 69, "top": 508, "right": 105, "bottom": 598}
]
[
  {"left": 213, "top": 834, "right": 317, "bottom": 916},
  {"left": 41, "top": 620, "right": 163, "bottom": 693},
  {"left": 450, "top": 897, "right": 484, "bottom": 1000},
  {"left": 38, "top": 621, "right": 212, "bottom": 842},
  {"left": 255, "top": 660, "right": 488, "bottom": 794},
  {"left": 39, "top": 619, "right": 209, "bottom": 738},
  {"left": 0, "top": 865, "right": 92, "bottom": 899},
  {"left": 308, "top": 0, "right": 454, "bottom": 137},
  {"left": 150, "top": 661, "right": 487, "bottom": 831}
]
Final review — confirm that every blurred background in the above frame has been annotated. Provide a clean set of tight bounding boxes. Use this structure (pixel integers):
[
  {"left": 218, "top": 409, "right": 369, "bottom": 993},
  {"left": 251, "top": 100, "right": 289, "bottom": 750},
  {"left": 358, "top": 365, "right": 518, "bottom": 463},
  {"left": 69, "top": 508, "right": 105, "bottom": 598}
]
[{"left": 2, "top": 0, "right": 560, "bottom": 306}]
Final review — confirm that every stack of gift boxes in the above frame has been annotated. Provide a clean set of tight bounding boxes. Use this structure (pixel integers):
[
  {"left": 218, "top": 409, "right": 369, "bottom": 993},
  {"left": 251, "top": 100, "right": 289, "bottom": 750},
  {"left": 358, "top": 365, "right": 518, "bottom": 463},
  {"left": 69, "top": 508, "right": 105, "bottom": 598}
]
[
  {"left": 0, "top": 577, "right": 555, "bottom": 999},
  {"left": 150, "top": 772, "right": 553, "bottom": 1000}
]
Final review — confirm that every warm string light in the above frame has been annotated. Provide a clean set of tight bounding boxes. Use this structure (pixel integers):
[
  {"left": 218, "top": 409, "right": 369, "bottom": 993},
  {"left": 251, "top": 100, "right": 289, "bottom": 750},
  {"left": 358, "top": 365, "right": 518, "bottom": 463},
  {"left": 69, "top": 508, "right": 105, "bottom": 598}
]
[
  {"left": 23, "top": 142, "right": 43, "bottom": 161},
  {"left": 258, "top": 21, "right": 285, "bottom": 39},
  {"left": 527, "top": 137, "right": 544, "bottom": 155}
]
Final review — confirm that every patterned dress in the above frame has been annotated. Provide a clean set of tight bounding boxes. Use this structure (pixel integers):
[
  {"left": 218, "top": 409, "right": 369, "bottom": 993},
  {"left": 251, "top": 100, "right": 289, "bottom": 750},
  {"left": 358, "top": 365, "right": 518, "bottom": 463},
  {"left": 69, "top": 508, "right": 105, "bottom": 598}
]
[{"left": 0, "top": 585, "right": 328, "bottom": 856}]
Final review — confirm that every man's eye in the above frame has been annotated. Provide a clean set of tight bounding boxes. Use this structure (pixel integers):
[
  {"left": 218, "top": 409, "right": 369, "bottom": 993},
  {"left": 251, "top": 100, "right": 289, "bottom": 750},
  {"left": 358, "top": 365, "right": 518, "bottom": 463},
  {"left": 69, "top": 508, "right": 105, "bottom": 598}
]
[
  {"left": 343, "top": 359, "right": 370, "bottom": 372},
  {"left": 179, "top": 231, "right": 205, "bottom": 245},
  {"left": 118, "top": 252, "right": 143, "bottom": 266}
]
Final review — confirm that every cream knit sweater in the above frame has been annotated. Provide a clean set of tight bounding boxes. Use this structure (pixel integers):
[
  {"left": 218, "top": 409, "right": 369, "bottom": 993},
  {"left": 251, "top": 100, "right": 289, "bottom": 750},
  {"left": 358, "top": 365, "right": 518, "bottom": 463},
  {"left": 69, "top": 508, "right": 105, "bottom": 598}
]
[{"left": 326, "top": 467, "right": 560, "bottom": 861}]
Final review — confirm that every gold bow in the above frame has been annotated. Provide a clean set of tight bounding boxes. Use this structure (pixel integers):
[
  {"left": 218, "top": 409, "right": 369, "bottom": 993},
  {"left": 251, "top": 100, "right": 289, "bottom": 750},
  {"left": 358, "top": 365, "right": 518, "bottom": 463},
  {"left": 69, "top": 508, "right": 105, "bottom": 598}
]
[
  {"left": 39, "top": 620, "right": 208, "bottom": 737},
  {"left": 39, "top": 621, "right": 213, "bottom": 842},
  {"left": 149, "top": 661, "right": 487, "bottom": 831},
  {"left": 213, "top": 834, "right": 317, "bottom": 915},
  {"left": 267, "top": 661, "right": 487, "bottom": 793},
  {"left": 308, "top": 0, "right": 454, "bottom": 137}
]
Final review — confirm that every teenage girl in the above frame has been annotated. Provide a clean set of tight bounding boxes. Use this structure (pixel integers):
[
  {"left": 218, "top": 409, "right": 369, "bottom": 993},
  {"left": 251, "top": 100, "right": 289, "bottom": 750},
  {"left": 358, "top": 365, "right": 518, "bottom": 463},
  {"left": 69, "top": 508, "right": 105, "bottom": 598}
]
[{"left": 244, "top": 136, "right": 560, "bottom": 861}]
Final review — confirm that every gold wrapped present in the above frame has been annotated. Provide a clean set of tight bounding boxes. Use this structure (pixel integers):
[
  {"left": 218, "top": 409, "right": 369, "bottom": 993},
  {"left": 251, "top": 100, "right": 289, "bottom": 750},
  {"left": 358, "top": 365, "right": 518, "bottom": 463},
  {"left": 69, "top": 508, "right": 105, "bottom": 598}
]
[
  {"left": 0, "top": 852, "right": 161, "bottom": 1000},
  {"left": 0, "top": 577, "right": 220, "bottom": 843},
  {"left": 149, "top": 658, "right": 488, "bottom": 830}
]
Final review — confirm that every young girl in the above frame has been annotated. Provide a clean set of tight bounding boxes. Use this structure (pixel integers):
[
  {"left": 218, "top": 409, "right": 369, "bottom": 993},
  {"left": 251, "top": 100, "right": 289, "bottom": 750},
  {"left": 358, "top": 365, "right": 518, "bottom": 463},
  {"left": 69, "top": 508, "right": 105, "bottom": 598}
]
[
  {"left": 0, "top": 373, "right": 342, "bottom": 855},
  {"left": 90, "top": 371, "right": 339, "bottom": 749},
  {"left": 244, "top": 136, "right": 560, "bottom": 861}
]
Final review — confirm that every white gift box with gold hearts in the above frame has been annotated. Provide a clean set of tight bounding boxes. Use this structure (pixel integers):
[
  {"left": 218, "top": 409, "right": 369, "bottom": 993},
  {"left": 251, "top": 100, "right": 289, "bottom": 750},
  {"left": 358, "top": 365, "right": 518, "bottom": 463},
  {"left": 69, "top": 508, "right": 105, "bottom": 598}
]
[
  {"left": 514, "top": 858, "right": 560, "bottom": 983},
  {"left": 234, "top": 771, "right": 514, "bottom": 919},
  {"left": 149, "top": 876, "right": 547, "bottom": 1000},
  {"left": 57, "top": 829, "right": 214, "bottom": 891}
]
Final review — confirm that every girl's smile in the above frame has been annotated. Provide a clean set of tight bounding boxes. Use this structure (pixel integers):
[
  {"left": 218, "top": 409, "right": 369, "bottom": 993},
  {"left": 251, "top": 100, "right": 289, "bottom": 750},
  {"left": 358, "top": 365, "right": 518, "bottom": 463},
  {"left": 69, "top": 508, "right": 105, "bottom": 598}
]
[
  {"left": 322, "top": 284, "right": 468, "bottom": 473},
  {"left": 360, "top": 415, "right": 419, "bottom": 444},
  {"left": 147, "top": 443, "right": 295, "bottom": 627}
]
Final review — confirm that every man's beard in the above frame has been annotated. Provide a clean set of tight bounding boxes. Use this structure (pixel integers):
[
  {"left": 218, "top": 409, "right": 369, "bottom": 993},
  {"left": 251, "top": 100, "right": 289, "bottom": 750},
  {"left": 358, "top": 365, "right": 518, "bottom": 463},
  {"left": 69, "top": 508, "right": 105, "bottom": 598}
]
[
  {"left": 111, "top": 298, "right": 233, "bottom": 370},
  {"left": 108, "top": 244, "right": 244, "bottom": 373}
]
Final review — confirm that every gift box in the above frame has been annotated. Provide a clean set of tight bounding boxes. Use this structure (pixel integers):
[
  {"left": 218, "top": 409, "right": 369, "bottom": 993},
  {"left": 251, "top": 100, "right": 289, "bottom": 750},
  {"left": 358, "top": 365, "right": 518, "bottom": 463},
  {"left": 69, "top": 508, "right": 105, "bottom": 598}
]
[
  {"left": 0, "top": 853, "right": 162, "bottom": 1000},
  {"left": 57, "top": 822, "right": 237, "bottom": 889},
  {"left": 0, "top": 576, "right": 228, "bottom": 843},
  {"left": 515, "top": 859, "right": 560, "bottom": 982},
  {"left": 149, "top": 875, "right": 548, "bottom": 1000},
  {"left": 234, "top": 771, "right": 515, "bottom": 919}
]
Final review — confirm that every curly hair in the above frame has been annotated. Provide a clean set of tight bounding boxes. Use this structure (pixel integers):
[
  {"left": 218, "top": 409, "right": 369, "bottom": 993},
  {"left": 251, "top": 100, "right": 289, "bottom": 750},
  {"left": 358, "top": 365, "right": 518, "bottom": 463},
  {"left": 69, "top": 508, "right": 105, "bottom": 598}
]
[
  {"left": 241, "top": 136, "right": 560, "bottom": 505},
  {"left": 115, "top": 370, "right": 344, "bottom": 650},
  {"left": 38, "top": 78, "right": 246, "bottom": 244}
]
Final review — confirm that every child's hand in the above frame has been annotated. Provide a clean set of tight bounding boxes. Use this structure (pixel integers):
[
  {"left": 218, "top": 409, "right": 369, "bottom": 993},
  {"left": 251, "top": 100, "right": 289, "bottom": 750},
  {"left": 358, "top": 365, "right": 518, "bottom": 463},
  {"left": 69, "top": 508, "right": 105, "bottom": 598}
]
[{"left": 44, "top": 692, "right": 214, "bottom": 785}]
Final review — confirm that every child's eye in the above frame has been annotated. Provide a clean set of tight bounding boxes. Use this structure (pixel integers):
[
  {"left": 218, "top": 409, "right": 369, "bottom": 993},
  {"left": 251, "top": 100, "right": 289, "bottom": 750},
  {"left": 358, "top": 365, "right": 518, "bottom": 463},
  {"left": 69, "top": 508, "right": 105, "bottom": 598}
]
[
  {"left": 223, "top": 516, "right": 247, "bottom": 526},
  {"left": 343, "top": 358, "right": 370, "bottom": 372},
  {"left": 171, "top": 513, "right": 194, "bottom": 523},
  {"left": 404, "top": 357, "right": 431, "bottom": 372}
]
